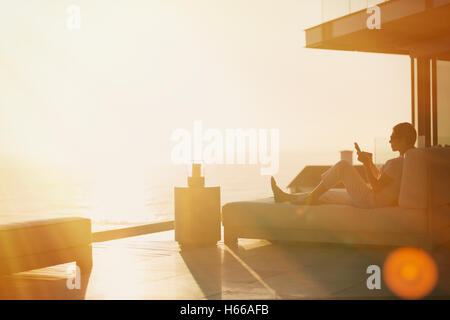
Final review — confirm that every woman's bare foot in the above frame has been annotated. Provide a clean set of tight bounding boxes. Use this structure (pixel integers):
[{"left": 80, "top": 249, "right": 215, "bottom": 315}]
[{"left": 271, "top": 177, "right": 297, "bottom": 203}]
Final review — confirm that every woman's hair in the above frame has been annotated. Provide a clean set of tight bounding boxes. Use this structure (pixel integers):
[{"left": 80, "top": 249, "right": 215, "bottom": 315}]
[{"left": 393, "top": 122, "right": 417, "bottom": 147}]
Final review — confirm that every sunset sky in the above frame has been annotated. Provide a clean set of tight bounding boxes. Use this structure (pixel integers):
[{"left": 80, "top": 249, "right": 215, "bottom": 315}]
[{"left": 0, "top": 0, "right": 411, "bottom": 171}]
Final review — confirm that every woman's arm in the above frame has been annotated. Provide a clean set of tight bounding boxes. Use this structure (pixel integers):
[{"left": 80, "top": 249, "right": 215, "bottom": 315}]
[
  {"left": 364, "top": 161, "right": 394, "bottom": 193},
  {"left": 358, "top": 152, "right": 391, "bottom": 193},
  {"left": 367, "top": 161, "right": 380, "bottom": 179},
  {"left": 363, "top": 160, "right": 379, "bottom": 191}
]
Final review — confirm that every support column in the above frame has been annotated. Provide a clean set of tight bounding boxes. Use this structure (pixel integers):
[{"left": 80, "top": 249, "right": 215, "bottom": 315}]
[
  {"left": 431, "top": 59, "right": 438, "bottom": 146},
  {"left": 416, "top": 57, "right": 432, "bottom": 147},
  {"left": 411, "top": 56, "right": 415, "bottom": 127}
]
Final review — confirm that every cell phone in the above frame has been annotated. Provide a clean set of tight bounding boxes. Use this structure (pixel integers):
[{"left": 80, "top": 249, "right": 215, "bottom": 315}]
[{"left": 354, "top": 142, "right": 361, "bottom": 153}]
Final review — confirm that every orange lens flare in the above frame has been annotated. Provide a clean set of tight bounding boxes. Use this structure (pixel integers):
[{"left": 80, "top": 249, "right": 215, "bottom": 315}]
[{"left": 383, "top": 247, "right": 438, "bottom": 300}]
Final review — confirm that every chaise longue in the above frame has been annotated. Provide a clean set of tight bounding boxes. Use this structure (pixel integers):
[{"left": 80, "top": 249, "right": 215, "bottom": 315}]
[{"left": 222, "top": 147, "right": 450, "bottom": 251}]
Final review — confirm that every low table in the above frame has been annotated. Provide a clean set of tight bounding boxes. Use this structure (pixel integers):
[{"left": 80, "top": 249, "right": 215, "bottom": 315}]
[{"left": 174, "top": 186, "right": 221, "bottom": 247}]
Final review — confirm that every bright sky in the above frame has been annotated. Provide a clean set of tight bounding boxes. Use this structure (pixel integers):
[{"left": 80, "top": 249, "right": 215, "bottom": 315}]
[{"left": 0, "top": 0, "right": 411, "bottom": 170}]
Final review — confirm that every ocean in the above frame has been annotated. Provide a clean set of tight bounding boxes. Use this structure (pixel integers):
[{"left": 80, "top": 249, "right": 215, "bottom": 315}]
[
  {"left": 0, "top": 147, "right": 394, "bottom": 229},
  {"left": 0, "top": 156, "right": 304, "bottom": 227}
]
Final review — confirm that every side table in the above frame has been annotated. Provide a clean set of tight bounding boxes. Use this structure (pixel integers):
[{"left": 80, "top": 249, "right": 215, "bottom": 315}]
[{"left": 174, "top": 186, "right": 221, "bottom": 247}]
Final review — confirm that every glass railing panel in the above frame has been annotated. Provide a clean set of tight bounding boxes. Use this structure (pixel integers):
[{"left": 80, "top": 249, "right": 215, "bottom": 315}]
[
  {"left": 350, "top": 0, "right": 370, "bottom": 13},
  {"left": 374, "top": 138, "right": 398, "bottom": 166},
  {"left": 322, "top": 0, "right": 351, "bottom": 22},
  {"left": 322, "top": 0, "right": 390, "bottom": 23},
  {"left": 437, "top": 60, "right": 450, "bottom": 146}
]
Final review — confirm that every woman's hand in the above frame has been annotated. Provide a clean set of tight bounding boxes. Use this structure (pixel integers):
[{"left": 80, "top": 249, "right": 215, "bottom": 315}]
[{"left": 357, "top": 151, "right": 373, "bottom": 165}]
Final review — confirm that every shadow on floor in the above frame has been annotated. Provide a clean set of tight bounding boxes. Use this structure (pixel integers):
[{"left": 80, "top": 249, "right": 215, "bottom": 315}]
[
  {"left": 222, "top": 240, "right": 450, "bottom": 299},
  {"left": 1, "top": 236, "right": 448, "bottom": 300},
  {"left": 179, "top": 245, "right": 223, "bottom": 299}
]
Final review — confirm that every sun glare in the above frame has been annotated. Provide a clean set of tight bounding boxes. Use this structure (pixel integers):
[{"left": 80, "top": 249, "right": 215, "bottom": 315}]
[{"left": 383, "top": 247, "right": 439, "bottom": 300}]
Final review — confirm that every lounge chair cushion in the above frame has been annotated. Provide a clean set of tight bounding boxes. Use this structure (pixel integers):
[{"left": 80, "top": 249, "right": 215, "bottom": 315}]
[
  {"left": 399, "top": 147, "right": 450, "bottom": 209},
  {"left": 0, "top": 215, "right": 92, "bottom": 260},
  {"left": 222, "top": 198, "right": 427, "bottom": 234}
]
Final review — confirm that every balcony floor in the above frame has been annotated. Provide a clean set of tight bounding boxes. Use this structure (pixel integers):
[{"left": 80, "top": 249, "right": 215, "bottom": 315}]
[{"left": 1, "top": 230, "right": 449, "bottom": 300}]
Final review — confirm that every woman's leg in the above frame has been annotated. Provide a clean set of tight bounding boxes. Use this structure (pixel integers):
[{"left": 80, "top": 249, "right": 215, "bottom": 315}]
[
  {"left": 293, "top": 189, "right": 353, "bottom": 206},
  {"left": 271, "top": 171, "right": 352, "bottom": 204},
  {"left": 271, "top": 177, "right": 297, "bottom": 202},
  {"left": 271, "top": 161, "right": 375, "bottom": 207},
  {"left": 317, "top": 160, "right": 375, "bottom": 207}
]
